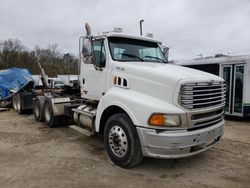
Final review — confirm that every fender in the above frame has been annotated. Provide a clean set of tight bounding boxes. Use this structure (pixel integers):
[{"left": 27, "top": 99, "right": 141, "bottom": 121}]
[{"left": 95, "top": 87, "right": 185, "bottom": 132}]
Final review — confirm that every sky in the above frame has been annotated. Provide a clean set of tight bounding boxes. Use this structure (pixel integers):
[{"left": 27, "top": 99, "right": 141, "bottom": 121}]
[{"left": 0, "top": 0, "right": 250, "bottom": 60}]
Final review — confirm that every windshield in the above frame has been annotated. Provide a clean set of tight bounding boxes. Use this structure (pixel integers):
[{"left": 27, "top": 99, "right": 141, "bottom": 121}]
[
  {"left": 54, "top": 81, "right": 64, "bottom": 85},
  {"left": 108, "top": 37, "right": 166, "bottom": 63}
]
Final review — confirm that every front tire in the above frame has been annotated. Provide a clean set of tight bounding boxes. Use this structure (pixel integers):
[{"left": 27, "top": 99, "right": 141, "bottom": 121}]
[{"left": 104, "top": 113, "right": 143, "bottom": 168}]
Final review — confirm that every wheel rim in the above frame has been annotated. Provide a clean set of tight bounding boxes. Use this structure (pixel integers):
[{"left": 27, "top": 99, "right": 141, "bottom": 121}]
[
  {"left": 44, "top": 102, "right": 51, "bottom": 122},
  {"left": 108, "top": 125, "right": 128, "bottom": 157},
  {"left": 34, "top": 102, "right": 40, "bottom": 118}
]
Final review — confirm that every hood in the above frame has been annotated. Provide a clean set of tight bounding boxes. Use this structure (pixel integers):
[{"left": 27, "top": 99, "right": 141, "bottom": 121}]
[
  {"left": 120, "top": 62, "right": 223, "bottom": 83},
  {"left": 113, "top": 62, "right": 224, "bottom": 104}
]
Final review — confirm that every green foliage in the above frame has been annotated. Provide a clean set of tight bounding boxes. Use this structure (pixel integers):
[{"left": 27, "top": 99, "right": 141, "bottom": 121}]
[{"left": 0, "top": 39, "right": 78, "bottom": 77}]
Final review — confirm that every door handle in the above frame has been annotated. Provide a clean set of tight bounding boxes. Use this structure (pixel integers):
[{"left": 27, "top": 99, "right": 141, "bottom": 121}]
[{"left": 82, "top": 78, "right": 85, "bottom": 84}]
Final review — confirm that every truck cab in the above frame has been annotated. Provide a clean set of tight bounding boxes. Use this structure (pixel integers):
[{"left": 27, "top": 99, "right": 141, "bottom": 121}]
[{"left": 77, "top": 30, "right": 225, "bottom": 167}]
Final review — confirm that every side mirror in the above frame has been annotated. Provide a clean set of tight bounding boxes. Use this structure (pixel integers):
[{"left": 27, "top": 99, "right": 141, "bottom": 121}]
[
  {"left": 162, "top": 46, "right": 169, "bottom": 62},
  {"left": 82, "top": 38, "right": 92, "bottom": 56},
  {"left": 82, "top": 37, "right": 93, "bottom": 64}
]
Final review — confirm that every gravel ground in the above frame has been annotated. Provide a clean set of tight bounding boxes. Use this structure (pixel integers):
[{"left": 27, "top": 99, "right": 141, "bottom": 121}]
[{"left": 0, "top": 110, "right": 249, "bottom": 188}]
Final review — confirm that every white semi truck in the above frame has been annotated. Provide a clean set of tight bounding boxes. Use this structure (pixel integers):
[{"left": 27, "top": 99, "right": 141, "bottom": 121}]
[{"left": 30, "top": 24, "right": 225, "bottom": 168}]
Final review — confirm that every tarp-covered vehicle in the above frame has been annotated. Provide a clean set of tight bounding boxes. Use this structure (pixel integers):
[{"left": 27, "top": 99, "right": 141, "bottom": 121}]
[{"left": 0, "top": 68, "right": 34, "bottom": 110}]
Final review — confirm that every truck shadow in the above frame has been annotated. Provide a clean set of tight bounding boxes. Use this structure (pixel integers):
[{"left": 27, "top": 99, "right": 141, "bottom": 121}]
[
  {"left": 122, "top": 153, "right": 213, "bottom": 179},
  {"left": 140, "top": 153, "right": 206, "bottom": 169},
  {"left": 78, "top": 134, "right": 212, "bottom": 170}
]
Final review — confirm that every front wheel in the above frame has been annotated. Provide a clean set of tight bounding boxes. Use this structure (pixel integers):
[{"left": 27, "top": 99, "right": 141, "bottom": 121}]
[{"left": 104, "top": 113, "right": 143, "bottom": 168}]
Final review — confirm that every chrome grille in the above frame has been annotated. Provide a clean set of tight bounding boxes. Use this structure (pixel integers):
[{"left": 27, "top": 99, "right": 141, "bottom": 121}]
[
  {"left": 188, "top": 108, "right": 224, "bottom": 130},
  {"left": 181, "top": 81, "right": 226, "bottom": 110}
]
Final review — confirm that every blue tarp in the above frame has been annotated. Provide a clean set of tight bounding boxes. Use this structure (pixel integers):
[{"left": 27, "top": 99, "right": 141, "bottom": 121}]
[{"left": 0, "top": 68, "right": 34, "bottom": 100}]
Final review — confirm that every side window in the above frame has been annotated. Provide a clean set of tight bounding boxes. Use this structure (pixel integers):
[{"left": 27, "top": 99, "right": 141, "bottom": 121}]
[{"left": 92, "top": 40, "right": 106, "bottom": 68}]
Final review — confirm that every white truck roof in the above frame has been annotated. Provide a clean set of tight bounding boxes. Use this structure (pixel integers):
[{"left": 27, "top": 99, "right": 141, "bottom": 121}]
[
  {"left": 100, "top": 32, "right": 162, "bottom": 44},
  {"left": 175, "top": 54, "right": 250, "bottom": 66}
]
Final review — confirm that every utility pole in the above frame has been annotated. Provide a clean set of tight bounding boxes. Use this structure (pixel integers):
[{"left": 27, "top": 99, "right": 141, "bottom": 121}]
[{"left": 139, "top": 19, "right": 144, "bottom": 36}]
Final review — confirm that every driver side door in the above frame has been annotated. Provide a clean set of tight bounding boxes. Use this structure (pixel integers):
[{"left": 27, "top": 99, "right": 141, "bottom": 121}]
[{"left": 80, "top": 38, "right": 107, "bottom": 101}]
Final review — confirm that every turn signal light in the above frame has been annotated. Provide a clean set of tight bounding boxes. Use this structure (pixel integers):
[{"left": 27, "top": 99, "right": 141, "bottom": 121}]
[
  {"left": 113, "top": 76, "right": 117, "bottom": 85},
  {"left": 148, "top": 114, "right": 165, "bottom": 126}
]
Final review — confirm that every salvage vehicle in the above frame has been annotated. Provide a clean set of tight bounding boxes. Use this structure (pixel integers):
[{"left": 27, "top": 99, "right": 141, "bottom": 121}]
[{"left": 16, "top": 23, "right": 225, "bottom": 168}]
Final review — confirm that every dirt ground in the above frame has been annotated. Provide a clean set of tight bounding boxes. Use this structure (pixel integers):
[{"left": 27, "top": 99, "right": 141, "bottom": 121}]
[{"left": 0, "top": 110, "right": 249, "bottom": 188}]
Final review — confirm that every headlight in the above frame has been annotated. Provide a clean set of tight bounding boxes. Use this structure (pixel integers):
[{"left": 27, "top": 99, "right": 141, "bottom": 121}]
[{"left": 148, "top": 113, "right": 181, "bottom": 127}]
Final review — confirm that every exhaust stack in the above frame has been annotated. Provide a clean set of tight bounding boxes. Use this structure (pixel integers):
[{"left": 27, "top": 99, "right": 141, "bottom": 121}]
[{"left": 85, "top": 23, "right": 91, "bottom": 37}]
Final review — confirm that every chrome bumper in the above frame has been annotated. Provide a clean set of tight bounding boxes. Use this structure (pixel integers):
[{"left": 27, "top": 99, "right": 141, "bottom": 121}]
[{"left": 137, "top": 120, "right": 224, "bottom": 159}]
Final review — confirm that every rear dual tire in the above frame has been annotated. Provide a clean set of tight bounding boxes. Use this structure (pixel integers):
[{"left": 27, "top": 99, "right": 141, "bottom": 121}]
[
  {"left": 34, "top": 96, "right": 45, "bottom": 122},
  {"left": 44, "top": 99, "right": 60, "bottom": 128},
  {"left": 12, "top": 94, "right": 23, "bottom": 114},
  {"left": 43, "top": 98, "right": 69, "bottom": 128},
  {"left": 12, "top": 92, "right": 33, "bottom": 114}
]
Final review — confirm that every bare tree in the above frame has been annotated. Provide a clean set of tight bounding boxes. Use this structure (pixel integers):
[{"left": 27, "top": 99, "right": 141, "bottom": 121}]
[
  {"left": 0, "top": 39, "right": 25, "bottom": 69},
  {"left": 0, "top": 38, "right": 79, "bottom": 76}
]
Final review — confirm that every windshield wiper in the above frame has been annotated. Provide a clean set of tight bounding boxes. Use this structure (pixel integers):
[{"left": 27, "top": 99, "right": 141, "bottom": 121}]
[
  {"left": 118, "top": 53, "right": 144, "bottom": 61},
  {"left": 143, "top": 55, "right": 167, "bottom": 63}
]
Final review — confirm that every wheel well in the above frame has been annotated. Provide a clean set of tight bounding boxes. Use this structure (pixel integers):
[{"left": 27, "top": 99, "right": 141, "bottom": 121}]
[{"left": 99, "top": 105, "right": 130, "bottom": 135}]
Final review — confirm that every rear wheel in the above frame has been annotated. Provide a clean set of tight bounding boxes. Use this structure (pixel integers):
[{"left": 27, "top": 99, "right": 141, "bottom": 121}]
[
  {"left": 12, "top": 95, "right": 18, "bottom": 111},
  {"left": 34, "top": 96, "right": 45, "bottom": 122},
  {"left": 44, "top": 99, "right": 60, "bottom": 128},
  {"left": 12, "top": 94, "right": 22, "bottom": 114},
  {"left": 104, "top": 113, "right": 143, "bottom": 168}
]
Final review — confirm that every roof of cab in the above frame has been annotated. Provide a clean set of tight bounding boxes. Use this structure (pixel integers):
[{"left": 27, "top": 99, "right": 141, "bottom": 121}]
[{"left": 100, "top": 32, "right": 162, "bottom": 44}]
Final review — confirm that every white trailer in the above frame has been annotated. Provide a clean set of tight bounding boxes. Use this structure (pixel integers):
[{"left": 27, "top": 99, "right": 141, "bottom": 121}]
[
  {"left": 16, "top": 23, "right": 225, "bottom": 168},
  {"left": 175, "top": 55, "right": 250, "bottom": 117},
  {"left": 32, "top": 75, "right": 64, "bottom": 89},
  {"left": 47, "top": 77, "right": 64, "bottom": 89},
  {"left": 57, "top": 75, "right": 78, "bottom": 88}
]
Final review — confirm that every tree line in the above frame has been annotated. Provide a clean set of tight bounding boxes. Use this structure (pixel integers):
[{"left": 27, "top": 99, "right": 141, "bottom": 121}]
[{"left": 0, "top": 39, "right": 79, "bottom": 77}]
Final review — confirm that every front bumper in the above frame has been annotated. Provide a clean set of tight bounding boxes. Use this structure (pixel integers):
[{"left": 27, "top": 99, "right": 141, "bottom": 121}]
[{"left": 137, "top": 120, "right": 224, "bottom": 159}]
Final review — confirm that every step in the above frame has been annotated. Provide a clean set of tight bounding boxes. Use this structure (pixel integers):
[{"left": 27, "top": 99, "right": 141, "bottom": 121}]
[{"left": 69, "top": 125, "right": 95, "bottom": 136}]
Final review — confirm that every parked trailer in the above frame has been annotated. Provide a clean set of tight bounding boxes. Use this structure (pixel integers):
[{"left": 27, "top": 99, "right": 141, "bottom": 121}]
[
  {"left": 57, "top": 75, "right": 79, "bottom": 88},
  {"left": 15, "top": 23, "right": 225, "bottom": 168},
  {"left": 47, "top": 77, "right": 65, "bottom": 89},
  {"left": 174, "top": 55, "right": 250, "bottom": 117}
]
